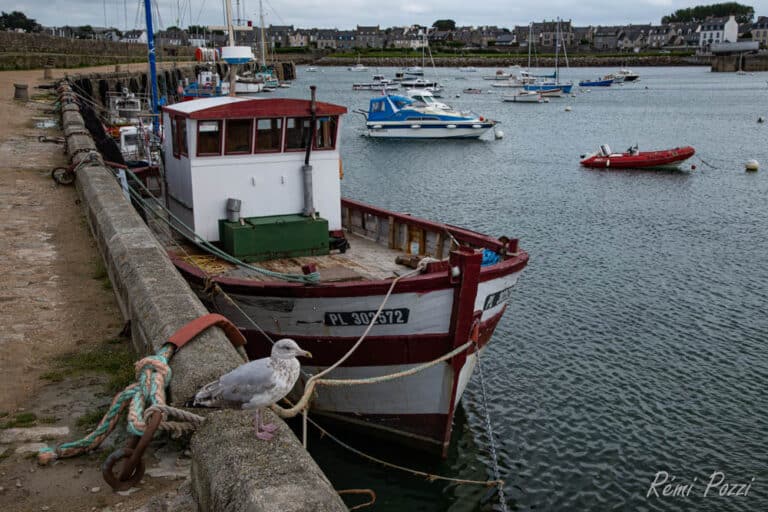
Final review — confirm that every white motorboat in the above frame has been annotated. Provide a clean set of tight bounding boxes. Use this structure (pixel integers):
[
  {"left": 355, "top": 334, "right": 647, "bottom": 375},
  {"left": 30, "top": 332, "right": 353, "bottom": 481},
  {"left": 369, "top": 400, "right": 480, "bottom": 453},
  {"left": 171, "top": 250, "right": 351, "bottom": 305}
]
[{"left": 502, "top": 90, "right": 547, "bottom": 103}]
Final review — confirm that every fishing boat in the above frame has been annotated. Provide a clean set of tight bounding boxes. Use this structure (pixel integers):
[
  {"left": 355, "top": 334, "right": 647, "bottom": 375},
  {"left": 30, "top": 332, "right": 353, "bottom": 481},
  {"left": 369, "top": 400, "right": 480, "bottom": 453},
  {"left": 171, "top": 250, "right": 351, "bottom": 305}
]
[
  {"left": 358, "top": 93, "right": 496, "bottom": 139},
  {"left": 617, "top": 68, "right": 639, "bottom": 81},
  {"left": 400, "top": 78, "right": 440, "bottom": 91},
  {"left": 578, "top": 78, "right": 613, "bottom": 87},
  {"left": 404, "top": 66, "right": 424, "bottom": 76},
  {"left": 501, "top": 90, "right": 547, "bottom": 103},
  {"left": 580, "top": 144, "right": 696, "bottom": 169},
  {"left": 482, "top": 69, "right": 514, "bottom": 80},
  {"left": 352, "top": 83, "right": 399, "bottom": 91},
  {"left": 604, "top": 73, "right": 625, "bottom": 84},
  {"left": 159, "top": 93, "right": 526, "bottom": 455}
]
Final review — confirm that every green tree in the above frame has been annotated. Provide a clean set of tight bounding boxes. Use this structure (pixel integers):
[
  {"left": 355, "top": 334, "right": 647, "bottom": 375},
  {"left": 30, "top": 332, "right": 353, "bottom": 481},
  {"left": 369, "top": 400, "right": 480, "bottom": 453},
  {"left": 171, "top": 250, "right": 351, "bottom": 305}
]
[
  {"left": 76, "top": 25, "right": 94, "bottom": 39},
  {"left": 0, "top": 10, "right": 41, "bottom": 32},
  {"left": 432, "top": 19, "right": 456, "bottom": 31},
  {"left": 662, "top": 2, "right": 754, "bottom": 23}
]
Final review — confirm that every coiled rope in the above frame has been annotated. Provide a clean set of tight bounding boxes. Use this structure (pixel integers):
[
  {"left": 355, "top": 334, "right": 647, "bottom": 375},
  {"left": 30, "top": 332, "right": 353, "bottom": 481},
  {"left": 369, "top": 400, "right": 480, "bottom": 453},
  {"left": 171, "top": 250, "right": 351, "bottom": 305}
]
[{"left": 37, "top": 344, "right": 204, "bottom": 465}]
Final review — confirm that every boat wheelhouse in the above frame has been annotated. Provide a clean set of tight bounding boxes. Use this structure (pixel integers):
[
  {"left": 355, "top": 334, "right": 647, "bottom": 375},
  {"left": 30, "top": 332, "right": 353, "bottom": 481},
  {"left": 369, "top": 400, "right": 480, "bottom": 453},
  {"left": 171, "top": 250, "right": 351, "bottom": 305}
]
[
  {"left": 359, "top": 94, "right": 497, "bottom": 139},
  {"left": 160, "top": 94, "right": 527, "bottom": 455}
]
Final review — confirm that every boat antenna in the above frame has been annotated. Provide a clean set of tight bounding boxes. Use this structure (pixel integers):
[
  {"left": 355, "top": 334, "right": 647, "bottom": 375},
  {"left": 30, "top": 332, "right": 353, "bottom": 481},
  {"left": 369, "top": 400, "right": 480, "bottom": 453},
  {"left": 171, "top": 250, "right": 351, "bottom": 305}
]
[
  {"left": 143, "top": 0, "right": 159, "bottom": 134},
  {"left": 258, "top": 0, "right": 267, "bottom": 68}
]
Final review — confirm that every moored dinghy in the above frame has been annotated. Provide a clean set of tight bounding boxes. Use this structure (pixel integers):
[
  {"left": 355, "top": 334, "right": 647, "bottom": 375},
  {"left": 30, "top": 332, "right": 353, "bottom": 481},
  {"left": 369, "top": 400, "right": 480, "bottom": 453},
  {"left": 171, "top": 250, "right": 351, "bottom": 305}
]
[
  {"left": 580, "top": 144, "right": 696, "bottom": 169},
  {"left": 160, "top": 91, "right": 527, "bottom": 454}
]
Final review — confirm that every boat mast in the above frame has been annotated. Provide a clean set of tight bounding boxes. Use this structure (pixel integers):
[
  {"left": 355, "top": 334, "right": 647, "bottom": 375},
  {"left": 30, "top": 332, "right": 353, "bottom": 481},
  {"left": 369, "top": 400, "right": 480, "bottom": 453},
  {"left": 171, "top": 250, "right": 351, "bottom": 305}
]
[
  {"left": 554, "top": 18, "right": 559, "bottom": 82},
  {"left": 224, "top": 0, "right": 237, "bottom": 96},
  {"left": 143, "top": 0, "right": 159, "bottom": 134},
  {"left": 527, "top": 23, "right": 532, "bottom": 71},
  {"left": 258, "top": 0, "right": 267, "bottom": 68}
]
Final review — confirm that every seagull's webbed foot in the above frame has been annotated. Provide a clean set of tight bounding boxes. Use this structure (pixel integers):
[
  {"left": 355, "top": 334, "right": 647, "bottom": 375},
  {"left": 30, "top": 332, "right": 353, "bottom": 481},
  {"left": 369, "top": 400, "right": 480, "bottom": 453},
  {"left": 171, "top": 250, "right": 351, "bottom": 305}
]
[
  {"left": 255, "top": 430, "right": 275, "bottom": 441},
  {"left": 252, "top": 409, "right": 277, "bottom": 440}
]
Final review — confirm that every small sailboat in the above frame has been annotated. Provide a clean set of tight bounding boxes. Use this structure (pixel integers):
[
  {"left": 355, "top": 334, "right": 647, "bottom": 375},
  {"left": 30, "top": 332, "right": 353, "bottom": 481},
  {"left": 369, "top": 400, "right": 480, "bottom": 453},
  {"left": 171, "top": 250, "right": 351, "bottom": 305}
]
[{"left": 349, "top": 54, "right": 368, "bottom": 72}]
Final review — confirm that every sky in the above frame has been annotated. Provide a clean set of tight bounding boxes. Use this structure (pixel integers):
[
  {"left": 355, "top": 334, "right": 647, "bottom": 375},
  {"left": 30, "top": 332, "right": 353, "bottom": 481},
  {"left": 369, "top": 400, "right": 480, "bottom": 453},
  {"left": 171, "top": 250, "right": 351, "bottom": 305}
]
[{"left": 1, "top": 0, "right": 766, "bottom": 31}]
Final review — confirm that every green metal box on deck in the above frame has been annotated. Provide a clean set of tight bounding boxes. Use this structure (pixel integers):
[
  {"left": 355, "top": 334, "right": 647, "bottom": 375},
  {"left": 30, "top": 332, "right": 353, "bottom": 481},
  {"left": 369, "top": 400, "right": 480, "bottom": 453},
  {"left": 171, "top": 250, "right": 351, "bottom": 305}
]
[{"left": 219, "top": 214, "right": 329, "bottom": 262}]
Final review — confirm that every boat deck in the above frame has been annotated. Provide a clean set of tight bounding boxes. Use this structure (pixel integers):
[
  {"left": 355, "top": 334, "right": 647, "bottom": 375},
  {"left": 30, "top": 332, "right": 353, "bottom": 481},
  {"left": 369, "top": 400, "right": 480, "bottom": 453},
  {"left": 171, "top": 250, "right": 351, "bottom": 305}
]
[{"left": 174, "top": 231, "right": 414, "bottom": 283}]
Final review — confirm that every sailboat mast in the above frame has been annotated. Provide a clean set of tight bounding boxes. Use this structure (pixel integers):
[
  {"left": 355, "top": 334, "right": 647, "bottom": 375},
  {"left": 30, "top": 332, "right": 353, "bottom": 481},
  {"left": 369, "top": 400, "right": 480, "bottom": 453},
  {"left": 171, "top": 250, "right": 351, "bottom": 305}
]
[
  {"left": 224, "top": 0, "right": 237, "bottom": 96},
  {"left": 143, "top": 0, "right": 159, "bottom": 134},
  {"left": 259, "top": 0, "right": 267, "bottom": 68},
  {"left": 527, "top": 23, "right": 532, "bottom": 70},
  {"left": 555, "top": 18, "right": 560, "bottom": 81}
]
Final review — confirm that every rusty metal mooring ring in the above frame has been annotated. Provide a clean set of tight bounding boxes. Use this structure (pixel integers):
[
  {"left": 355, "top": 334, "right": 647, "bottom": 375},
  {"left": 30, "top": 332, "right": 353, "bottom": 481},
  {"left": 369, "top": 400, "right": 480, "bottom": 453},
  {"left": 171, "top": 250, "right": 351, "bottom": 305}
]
[
  {"left": 102, "top": 412, "right": 162, "bottom": 490},
  {"left": 101, "top": 447, "right": 145, "bottom": 491}
]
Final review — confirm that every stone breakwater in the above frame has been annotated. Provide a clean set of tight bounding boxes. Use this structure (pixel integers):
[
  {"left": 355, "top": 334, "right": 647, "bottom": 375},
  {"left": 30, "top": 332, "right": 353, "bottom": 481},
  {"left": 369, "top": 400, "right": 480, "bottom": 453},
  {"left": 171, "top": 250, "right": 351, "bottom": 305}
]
[
  {"left": 0, "top": 32, "right": 193, "bottom": 70},
  {"left": 313, "top": 55, "right": 707, "bottom": 67}
]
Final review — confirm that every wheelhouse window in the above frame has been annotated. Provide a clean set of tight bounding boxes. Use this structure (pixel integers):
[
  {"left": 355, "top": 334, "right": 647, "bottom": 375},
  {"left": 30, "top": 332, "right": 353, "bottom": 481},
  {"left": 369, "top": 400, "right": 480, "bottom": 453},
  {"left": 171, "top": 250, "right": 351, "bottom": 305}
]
[
  {"left": 197, "top": 120, "right": 222, "bottom": 156},
  {"left": 171, "top": 117, "right": 179, "bottom": 157},
  {"left": 177, "top": 117, "right": 188, "bottom": 156},
  {"left": 285, "top": 117, "right": 312, "bottom": 151},
  {"left": 225, "top": 119, "right": 253, "bottom": 155},
  {"left": 314, "top": 117, "right": 337, "bottom": 150},
  {"left": 254, "top": 118, "right": 282, "bottom": 152}
]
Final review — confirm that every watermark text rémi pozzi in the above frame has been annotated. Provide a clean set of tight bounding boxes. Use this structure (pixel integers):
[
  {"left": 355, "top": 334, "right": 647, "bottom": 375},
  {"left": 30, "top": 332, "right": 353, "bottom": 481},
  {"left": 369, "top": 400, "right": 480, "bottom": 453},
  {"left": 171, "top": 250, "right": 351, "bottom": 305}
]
[{"left": 647, "top": 471, "right": 755, "bottom": 499}]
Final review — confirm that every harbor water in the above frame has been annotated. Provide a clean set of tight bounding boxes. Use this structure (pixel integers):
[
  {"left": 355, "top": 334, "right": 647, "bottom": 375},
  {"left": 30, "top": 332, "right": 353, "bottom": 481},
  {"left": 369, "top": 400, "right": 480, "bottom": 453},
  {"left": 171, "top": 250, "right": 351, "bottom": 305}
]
[{"left": 276, "top": 66, "right": 768, "bottom": 511}]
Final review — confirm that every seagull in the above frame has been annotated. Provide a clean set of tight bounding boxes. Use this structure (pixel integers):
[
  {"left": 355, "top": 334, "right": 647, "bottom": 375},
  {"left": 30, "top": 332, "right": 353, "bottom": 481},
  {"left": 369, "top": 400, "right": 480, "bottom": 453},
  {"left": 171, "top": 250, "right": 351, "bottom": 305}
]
[{"left": 193, "top": 339, "right": 312, "bottom": 440}]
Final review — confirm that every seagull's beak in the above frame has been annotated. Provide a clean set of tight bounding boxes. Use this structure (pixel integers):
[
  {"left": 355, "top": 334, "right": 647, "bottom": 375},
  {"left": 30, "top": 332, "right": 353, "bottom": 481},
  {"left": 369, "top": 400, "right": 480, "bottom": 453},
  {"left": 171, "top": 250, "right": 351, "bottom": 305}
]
[{"left": 301, "top": 350, "right": 312, "bottom": 359}]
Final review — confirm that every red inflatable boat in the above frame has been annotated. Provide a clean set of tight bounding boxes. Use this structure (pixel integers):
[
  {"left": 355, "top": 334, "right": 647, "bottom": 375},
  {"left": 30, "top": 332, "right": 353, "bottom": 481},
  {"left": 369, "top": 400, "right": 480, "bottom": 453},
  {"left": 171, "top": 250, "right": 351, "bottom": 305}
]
[{"left": 580, "top": 145, "right": 696, "bottom": 169}]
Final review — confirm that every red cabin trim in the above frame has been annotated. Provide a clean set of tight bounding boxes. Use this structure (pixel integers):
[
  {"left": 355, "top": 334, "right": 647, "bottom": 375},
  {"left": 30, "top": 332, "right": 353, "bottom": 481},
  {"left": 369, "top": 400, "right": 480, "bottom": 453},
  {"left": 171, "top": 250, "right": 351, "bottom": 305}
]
[{"left": 163, "top": 98, "right": 347, "bottom": 120}]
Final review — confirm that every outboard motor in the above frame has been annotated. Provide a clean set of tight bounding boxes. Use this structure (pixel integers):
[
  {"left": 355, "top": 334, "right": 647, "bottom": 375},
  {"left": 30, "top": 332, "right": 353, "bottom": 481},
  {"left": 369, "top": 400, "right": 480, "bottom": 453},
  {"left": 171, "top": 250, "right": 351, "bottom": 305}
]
[{"left": 600, "top": 144, "right": 612, "bottom": 156}]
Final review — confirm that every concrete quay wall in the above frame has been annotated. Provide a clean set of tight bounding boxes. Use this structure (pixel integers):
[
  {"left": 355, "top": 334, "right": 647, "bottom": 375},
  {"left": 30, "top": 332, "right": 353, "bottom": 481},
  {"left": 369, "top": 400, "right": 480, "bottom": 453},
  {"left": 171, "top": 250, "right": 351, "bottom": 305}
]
[{"left": 57, "top": 84, "right": 345, "bottom": 512}]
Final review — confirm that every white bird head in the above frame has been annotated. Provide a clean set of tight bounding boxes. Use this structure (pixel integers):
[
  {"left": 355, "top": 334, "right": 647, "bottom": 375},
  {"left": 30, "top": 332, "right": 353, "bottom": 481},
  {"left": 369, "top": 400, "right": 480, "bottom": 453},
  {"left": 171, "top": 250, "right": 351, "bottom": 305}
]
[{"left": 271, "top": 338, "right": 312, "bottom": 360}]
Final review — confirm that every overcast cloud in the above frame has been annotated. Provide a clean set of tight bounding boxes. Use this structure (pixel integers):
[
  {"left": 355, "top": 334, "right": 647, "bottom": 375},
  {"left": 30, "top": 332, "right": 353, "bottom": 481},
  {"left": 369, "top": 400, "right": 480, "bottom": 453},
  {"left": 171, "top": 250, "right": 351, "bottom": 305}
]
[{"left": 2, "top": 0, "right": 766, "bottom": 30}]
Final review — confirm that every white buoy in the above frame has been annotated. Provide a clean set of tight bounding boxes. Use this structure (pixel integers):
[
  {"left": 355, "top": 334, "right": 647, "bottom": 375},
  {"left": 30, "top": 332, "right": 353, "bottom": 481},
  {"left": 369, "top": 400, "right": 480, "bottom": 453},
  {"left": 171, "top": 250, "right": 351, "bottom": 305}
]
[
  {"left": 565, "top": 106, "right": 572, "bottom": 112},
  {"left": 494, "top": 130, "right": 504, "bottom": 140},
  {"left": 745, "top": 159, "right": 759, "bottom": 172}
]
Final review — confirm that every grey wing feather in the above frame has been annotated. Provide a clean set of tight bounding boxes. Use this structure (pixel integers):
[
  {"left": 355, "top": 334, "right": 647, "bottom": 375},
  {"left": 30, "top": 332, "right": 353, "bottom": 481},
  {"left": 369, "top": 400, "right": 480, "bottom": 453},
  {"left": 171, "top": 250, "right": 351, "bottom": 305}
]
[{"left": 193, "top": 358, "right": 277, "bottom": 408}]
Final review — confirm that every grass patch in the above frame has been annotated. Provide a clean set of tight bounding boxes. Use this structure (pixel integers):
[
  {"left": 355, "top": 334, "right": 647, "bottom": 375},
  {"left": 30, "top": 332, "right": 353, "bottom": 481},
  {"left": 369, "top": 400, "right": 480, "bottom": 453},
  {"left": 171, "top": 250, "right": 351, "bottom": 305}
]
[
  {"left": 2, "top": 412, "right": 38, "bottom": 428},
  {"left": 38, "top": 416, "right": 58, "bottom": 424},
  {"left": 41, "top": 339, "right": 135, "bottom": 393},
  {"left": 76, "top": 406, "right": 109, "bottom": 430}
]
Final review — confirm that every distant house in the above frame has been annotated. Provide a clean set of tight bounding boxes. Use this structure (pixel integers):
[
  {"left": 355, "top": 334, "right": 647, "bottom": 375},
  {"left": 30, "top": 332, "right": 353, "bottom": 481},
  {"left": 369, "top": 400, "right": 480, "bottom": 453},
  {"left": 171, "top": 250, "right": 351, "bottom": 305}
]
[
  {"left": 387, "top": 26, "right": 425, "bottom": 49},
  {"left": 335, "top": 30, "right": 356, "bottom": 50},
  {"left": 267, "top": 25, "right": 293, "bottom": 48},
  {"left": 93, "top": 27, "right": 121, "bottom": 42},
  {"left": 155, "top": 28, "right": 188, "bottom": 46},
  {"left": 647, "top": 25, "right": 676, "bottom": 48},
  {"left": 530, "top": 20, "right": 574, "bottom": 47},
  {"left": 495, "top": 33, "right": 515, "bottom": 46},
  {"left": 572, "top": 26, "right": 594, "bottom": 46},
  {"left": 618, "top": 24, "right": 651, "bottom": 51},
  {"left": 314, "top": 29, "right": 338, "bottom": 49},
  {"left": 288, "top": 30, "right": 309, "bottom": 47},
  {"left": 593, "top": 26, "right": 623, "bottom": 50},
  {"left": 121, "top": 29, "right": 147, "bottom": 44},
  {"left": 698, "top": 15, "right": 738, "bottom": 48},
  {"left": 355, "top": 25, "right": 383, "bottom": 48},
  {"left": 753, "top": 16, "right": 768, "bottom": 48}
]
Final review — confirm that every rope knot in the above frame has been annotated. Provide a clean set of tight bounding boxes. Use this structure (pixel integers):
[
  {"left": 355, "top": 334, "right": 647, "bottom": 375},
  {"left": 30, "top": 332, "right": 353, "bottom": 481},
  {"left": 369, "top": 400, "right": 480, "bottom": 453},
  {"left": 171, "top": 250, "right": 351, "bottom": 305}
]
[
  {"left": 37, "top": 447, "right": 58, "bottom": 466},
  {"left": 134, "top": 355, "right": 171, "bottom": 382}
]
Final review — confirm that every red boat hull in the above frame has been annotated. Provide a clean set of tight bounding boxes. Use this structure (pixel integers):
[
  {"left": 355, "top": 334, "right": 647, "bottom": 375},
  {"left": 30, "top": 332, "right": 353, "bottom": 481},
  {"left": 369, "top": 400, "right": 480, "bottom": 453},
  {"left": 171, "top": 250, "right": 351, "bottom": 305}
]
[{"left": 580, "top": 146, "right": 695, "bottom": 169}]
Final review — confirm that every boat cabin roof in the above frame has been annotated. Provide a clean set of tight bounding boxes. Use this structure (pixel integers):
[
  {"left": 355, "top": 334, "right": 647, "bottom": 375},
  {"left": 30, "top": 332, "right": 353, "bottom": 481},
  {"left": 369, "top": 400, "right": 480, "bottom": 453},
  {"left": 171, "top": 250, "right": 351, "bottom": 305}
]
[{"left": 163, "top": 97, "right": 347, "bottom": 120}]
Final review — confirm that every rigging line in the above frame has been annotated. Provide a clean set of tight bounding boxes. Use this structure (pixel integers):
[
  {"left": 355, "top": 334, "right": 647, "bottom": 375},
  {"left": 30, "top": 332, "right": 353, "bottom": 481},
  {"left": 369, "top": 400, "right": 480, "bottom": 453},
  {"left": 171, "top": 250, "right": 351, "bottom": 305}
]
[
  {"left": 194, "top": 0, "right": 207, "bottom": 26},
  {"left": 133, "top": 0, "right": 142, "bottom": 30},
  {"left": 263, "top": 0, "right": 287, "bottom": 27}
]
